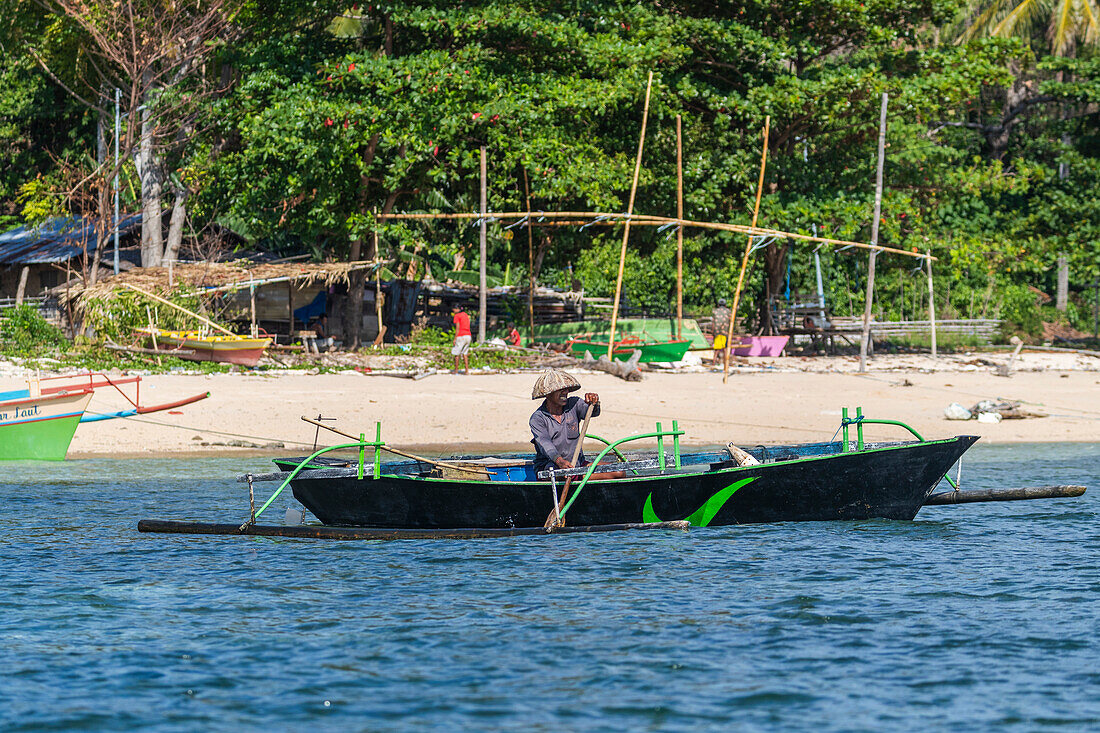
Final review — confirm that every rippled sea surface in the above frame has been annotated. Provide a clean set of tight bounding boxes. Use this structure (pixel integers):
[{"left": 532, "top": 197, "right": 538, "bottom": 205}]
[{"left": 1, "top": 443, "right": 1098, "bottom": 731}]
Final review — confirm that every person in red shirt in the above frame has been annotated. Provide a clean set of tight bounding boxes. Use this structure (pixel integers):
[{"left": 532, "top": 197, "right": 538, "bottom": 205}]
[
  {"left": 451, "top": 303, "right": 472, "bottom": 373},
  {"left": 507, "top": 322, "right": 522, "bottom": 347}
]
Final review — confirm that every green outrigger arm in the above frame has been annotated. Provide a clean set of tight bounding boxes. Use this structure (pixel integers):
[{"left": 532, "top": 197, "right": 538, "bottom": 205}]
[
  {"left": 242, "top": 435, "right": 384, "bottom": 528},
  {"left": 555, "top": 422, "right": 686, "bottom": 526},
  {"left": 841, "top": 407, "right": 958, "bottom": 490}
]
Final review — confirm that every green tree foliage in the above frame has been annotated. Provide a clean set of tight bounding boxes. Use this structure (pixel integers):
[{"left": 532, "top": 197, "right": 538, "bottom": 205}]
[
  {"left": 0, "top": 305, "right": 69, "bottom": 357},
  {"left": 4, "top": 0, "right": 1099, "bottom": 341}
]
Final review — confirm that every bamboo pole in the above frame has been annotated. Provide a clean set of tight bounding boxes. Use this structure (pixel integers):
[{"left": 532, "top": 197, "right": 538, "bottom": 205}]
[
  {"left": 675, "top": 114, "right": 684, "bottom": 340},
  {"left": 523, "top": 168, "right": 535, "bottom": 346},
  {"left": 723, "top": 116, "right": 770, "bottom": 384},
  {"left": 478, "top": 146, "right": 488, "bottom": 343},
  {"left": 927, "top": 249, "right": 937, "bottom": 357},
  {"left": 859, "top": 92, "right": 889, "bottom": 373},
  {"left": 607, "top": 70, "right": 654, "bottom": 359},
  {"left": 249, "top": 280, "right": 257, "bottom": 338},
  {"left": 300, "top": 416, "right": 489, "bottom": 476},
  {"left": 375, "top": 225, "right": 383, "bottom": 345},
  {"left": 376, "top": 210, "right": 933, "bottom": 260},
  {"left": 288, "top": 281, "right": 295, "bottom": 337},
  {"left": 121, "top": 283, "right": 236, "bottom": 336}
]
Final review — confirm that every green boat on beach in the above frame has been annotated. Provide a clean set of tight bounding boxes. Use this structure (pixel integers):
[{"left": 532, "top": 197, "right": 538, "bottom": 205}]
[
  {"left": 493, "top": 317, "right": 710, "bottom": 349},
  {"left": 496, "top": 317, "right": 705, "bottom": 362},
  {"left": 0, "top": 385, "right": 93, "bottom": 461},
  {"left": 0, "top": 374, "right": 209, "bottom": 461},
  {"left": 565, "top": 336, "right": 693, "bottom": 362}
]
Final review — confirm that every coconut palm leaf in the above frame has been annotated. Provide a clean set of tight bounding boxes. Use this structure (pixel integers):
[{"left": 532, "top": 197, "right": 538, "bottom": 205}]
[{"left": 956, "top": 0, "right": 1100, "bottom": 55}]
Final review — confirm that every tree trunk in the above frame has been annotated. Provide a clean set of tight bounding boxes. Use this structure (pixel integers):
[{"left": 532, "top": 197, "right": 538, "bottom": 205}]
[
  {"left": 533, "top": 233, "right": 551, "bottom": 281},
  {"left": 344, "top": 134, "right": 381, "bottom": 349},
  {"left": 138, "top": 75, "right": 164, "bottom": 267},
  {"left": 89, "top": 102, "right": 110, "bottom": 285},
  {"left": 345, "top": 232, "right": 364, "bottom": 349},
  {"left": 760, "top": 241, "right": 788, "bottom": 334},
  {"left": 89, "top": 214, "right": 109, "bottom": 286},
  {"left": 987, "top": 61, "right": 1030, "bottom": 161},
  {"left": 15, "top": 266, "right": 28, "bottom": 304},
  {"left": 164, "top": 182, "right": 187, "bottom": 264}
]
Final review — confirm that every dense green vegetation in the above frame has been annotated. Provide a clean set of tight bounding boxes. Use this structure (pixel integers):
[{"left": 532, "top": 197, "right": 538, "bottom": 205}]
[
  {"left": 0, "top": 305, "right": 70, "bottom": 358},
  {"left": 2, "top": 0, "right": 1099, "bottom": 342},
  {"left": 0, "top": 301, "right": 526, "bottom": 372}
]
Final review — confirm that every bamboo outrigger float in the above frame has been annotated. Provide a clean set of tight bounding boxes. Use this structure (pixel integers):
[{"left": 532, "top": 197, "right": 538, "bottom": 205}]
[{"left": 137, "top": 409, "right": 1087, "bottom": 540}]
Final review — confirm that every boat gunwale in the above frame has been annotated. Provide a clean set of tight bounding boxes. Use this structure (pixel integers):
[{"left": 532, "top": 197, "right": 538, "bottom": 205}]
[
  {"left": 0, "top": 388, "right": 95, "bottom": 410},
  {"left": 288, "top": 435, "right": 977, "bottom": 488}
]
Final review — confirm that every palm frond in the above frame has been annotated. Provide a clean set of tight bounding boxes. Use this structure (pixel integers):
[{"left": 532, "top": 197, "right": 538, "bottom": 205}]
[
  {"left": 959, "top": 0, "right": 1019, "bottom": 41},
  {"left": 1047, "top": 0, "right": 1078, "bottom": 54},
  {"left": 993, "top": 0, "right": 1048, "bottom": 38},
  {"left": 1076, "top": 0, "right": 1100, "bottom": 45}
]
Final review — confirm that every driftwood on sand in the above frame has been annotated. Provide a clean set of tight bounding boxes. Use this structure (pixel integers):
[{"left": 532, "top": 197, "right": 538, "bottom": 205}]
[
  {"left": 526, "top": 346, "right": 642, "bottom": 381},
  {"left": 104, "top": 342, "right": 196, "bottom": 357},
  {"left": 971, "top": 399, "right": 1046, "bottom": 419},
  {"left": 994, "top": 336, "right": 1025, "bottom": 377},
  {"left": 580, "top": 349, "right": 644, "bottom": 381}
]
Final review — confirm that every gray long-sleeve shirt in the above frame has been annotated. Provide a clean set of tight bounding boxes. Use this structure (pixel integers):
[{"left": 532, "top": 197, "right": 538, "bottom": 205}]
[{"left": 530, "top": 396, "right": 600, "bottom": 473}]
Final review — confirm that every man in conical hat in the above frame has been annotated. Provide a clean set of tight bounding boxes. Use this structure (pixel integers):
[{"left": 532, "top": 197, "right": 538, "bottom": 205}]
[{"left": 529, "top": 369, "right": 602, "bottom": 476}]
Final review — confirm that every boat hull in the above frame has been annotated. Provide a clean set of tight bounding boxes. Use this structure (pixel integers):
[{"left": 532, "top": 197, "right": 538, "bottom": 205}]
[
  {"left": 731, "top": 335, "right": 789, "bottom": 356},
  {"left": 0, "top": 391, "right": 93, "bottom": 460},
  {"left": 288, "top": 436, "right": 978, "bottom": 529},
  {"left": 154, "top": 341, "right": 268, "bottom": 366},
  {"left": 141, "top": 329, "right": 271, "bottom": 366},
  {"left": 567, "top": 338, "right": 692, "bottom": 363}
]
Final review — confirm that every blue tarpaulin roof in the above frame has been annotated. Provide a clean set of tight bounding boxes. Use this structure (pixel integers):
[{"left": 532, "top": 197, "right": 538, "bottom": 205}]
[{"left": 0, "top": 214, "right": 142, "bottom": 265}]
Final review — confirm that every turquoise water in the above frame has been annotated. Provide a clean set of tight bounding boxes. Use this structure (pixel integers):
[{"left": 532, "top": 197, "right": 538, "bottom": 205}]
[{"left": 0, "top": 443, "right": 1097, "bottom": 731}]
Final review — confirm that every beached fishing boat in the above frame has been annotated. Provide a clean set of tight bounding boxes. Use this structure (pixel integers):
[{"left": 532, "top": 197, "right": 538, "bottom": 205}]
[
  {"left": 0, "top": 385, "right": 93, "bottom": 460},
  {"left": 136, "top": 327, "right": 271, "bottom": 367},
  {"left": 0, "top": 373, "right": 209, "bottom": 460},
  {"left": 566, "top": 336, "right": 692, "bottom": 363}
]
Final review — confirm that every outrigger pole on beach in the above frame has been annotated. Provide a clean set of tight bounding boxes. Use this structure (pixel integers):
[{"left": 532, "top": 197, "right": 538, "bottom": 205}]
[
  {"left": 723, "top": 116, "right": 770, "bottom": 384},
  {"left": 377, "top": 209, "right": 933, "bottom": 259}
]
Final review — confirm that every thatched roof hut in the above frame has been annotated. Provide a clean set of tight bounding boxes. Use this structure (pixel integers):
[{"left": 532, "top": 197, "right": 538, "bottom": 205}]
[{"left": 68, "top": 259, "right": 381, "bottom": 305}]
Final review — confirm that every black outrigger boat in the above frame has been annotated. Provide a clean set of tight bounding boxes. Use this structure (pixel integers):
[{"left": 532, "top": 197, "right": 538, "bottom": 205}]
[
  {"left": 254, "top": 408, "right": 982, "bottom": 529},
  {"left": 274, "top": 435, "right": 976, "bottom": 529},
  {"left": 137, "top": 407, "right": 1086, "bottom": 539}
]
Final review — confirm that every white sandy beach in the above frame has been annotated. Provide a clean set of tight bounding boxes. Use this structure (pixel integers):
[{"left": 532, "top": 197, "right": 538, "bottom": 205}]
[{"left": 2, "top": 350, "right": 1094, "bottom": 457}]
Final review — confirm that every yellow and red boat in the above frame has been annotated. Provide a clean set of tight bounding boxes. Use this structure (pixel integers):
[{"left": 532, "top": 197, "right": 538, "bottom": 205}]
[{"left": 137, "top": 327, "right": 272, "bottom": 367}]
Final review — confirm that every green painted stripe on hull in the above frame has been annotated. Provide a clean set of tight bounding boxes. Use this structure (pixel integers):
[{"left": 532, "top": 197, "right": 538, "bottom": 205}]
[
  {"left": 643, "top": 476, "right": 759, "bottom": 526},
  {"left": 0, "top": 414, "right": 83, "bottom": 460}
]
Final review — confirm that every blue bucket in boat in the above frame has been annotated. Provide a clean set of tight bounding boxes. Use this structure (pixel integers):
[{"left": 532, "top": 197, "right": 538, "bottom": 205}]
[{"left": 486, "top": 464, "right": 537, "bottom": 482}]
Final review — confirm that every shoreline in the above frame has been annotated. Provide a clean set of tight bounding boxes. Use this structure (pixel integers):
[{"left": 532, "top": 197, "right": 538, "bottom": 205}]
[
  {"left": 65, "top": 437, "right": 1100, "bottom": 460},
  {"left": 4, "top": 351, "right": 1097, "bottom": 457}
]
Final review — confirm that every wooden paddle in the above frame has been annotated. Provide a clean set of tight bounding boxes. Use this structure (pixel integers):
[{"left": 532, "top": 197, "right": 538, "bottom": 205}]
[
  {"left": 300, "top": 416, "right": 489, "bottom": 477},
  {"left": 543, "top": 399, "right": 597, "bottom": 529}
]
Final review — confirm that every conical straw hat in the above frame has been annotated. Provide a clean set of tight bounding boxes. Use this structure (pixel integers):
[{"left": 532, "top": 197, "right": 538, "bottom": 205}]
[{"left": 532, "top": 369, "right": 581, "bottom": 400}]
